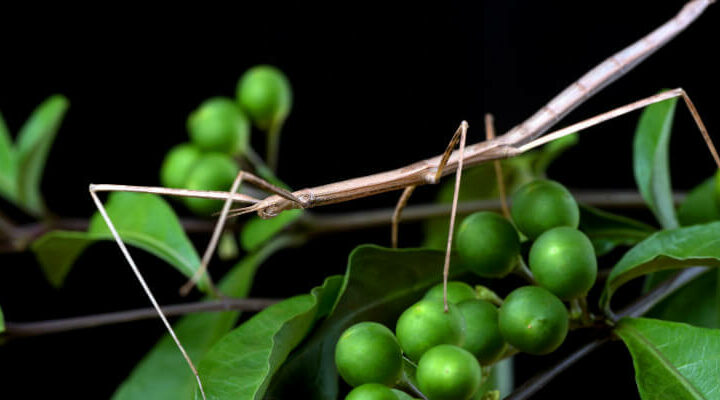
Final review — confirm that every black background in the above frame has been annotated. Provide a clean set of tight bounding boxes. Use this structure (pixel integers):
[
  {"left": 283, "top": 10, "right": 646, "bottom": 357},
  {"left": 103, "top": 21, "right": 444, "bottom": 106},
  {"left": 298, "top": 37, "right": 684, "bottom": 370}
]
[{"left": 0, "top": 1, "right": 718, "bottom": 399}]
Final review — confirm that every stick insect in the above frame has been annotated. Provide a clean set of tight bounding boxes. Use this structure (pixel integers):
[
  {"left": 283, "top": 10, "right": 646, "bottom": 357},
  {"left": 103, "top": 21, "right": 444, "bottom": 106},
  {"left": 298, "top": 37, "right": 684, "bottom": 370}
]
[{"left": 88, "top": 1, "right": 718, "bottom": 398}]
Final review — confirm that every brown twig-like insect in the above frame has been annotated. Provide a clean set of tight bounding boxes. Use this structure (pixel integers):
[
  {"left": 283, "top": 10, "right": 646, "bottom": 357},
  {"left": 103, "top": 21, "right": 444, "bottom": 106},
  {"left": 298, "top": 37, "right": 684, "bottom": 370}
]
[{"left": 87, "top": 1, "right": 718, "bottom": 398}]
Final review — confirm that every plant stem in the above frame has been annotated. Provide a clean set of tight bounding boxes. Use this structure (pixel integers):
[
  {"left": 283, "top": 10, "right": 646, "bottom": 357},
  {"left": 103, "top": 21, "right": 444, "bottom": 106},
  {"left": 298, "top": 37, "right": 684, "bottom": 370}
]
[{"left": 1, "top": 297, "right": 280, "bottom": 338}]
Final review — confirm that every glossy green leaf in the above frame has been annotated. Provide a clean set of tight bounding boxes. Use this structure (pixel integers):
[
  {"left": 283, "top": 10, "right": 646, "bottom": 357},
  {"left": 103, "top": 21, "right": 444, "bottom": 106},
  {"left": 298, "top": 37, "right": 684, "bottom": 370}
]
[
  {"left": 0, "top": 305, "right": 5, "bottom": 334},
  {"left": 240, "top": 209, "right": 303, "bottom": 252},
  {"left": 615, "top": 317, "right": 720, "bottom": 399},
  {"left": 112, "top": 236, "right": 296, "bottom": 400},
  {"left": 15, "top": 95, "right": 69, "bottom": 215},
  {"left": 579, "top": 204, "right": 656, "bottom": 256},
  {"left": 678, "top": 177, "right": 720, "bottom": 226},
  {"left": 266, "top": 245, "right": 469, "bottom": 399},
  {"left": 0, "top": 112, "right": 16, "bottom": 200},
  {"left": 31, "top": 192, "right": 207, "bottom": 290},
  {"left": 646, "top": 269, "right": 719, "bottom": 329},
  {"left": 195, "top": 275, "right": 344, "bottom": 400},
  {"left": 600, "top": 221, "right": 720, "bottom": 312},
  {"left": 633, "top": 96, "right": 679, "bottom": 229}
]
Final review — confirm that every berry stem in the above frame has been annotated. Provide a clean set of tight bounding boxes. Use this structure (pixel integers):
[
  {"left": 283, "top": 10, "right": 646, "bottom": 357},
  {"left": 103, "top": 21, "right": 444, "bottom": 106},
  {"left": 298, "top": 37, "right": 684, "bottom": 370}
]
[{"left": 513, "top": 257, "right": 534, "bottom": 283}]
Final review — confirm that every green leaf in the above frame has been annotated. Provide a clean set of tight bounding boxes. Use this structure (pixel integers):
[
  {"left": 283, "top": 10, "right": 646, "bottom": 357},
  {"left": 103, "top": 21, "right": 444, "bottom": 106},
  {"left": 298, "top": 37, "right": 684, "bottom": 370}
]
[
  {"left": 579, "top": 204, "right": 656, "bottom": 256},
  {"left": 600, "top": 221, "right": 720, "bottom": 312},
  {"left": 615, "top": 317, "right": 720, "bottom": 399},
  {"left": 633, "top": 95, "right": 679, "bottom": 229},
  {"left": 112, "top": 236, "right": 296, "bottom": 400},
  {"left": 195, "top": 275, "right": 344, "bottom": 400},
  {"left": 678, "top": 177, "right": 720, "bottom": 226},
  {"left": 15, "top": 95, "right": 69, "bottom": 216},
  {"left": 0, "top": 305, "right": 5, "bottom": 334},
  {"left": 31, "top": 192, "right": 207, "bottom": 290},
  {"left": 645, "top": 269, "right": 719, "bottom": 328},
  {"left": 0, "top": 112, "right": 17, "bottom": 200},
  {"left": 266, "top": 245, "right": 470, "bottom": 400},
  {"left": 240, "top": 209, "right": 303, "bottom": 252}
]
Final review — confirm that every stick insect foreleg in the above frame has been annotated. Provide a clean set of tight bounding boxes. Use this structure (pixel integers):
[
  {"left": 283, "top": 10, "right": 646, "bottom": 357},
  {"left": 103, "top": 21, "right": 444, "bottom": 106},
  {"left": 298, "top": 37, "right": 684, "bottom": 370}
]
[{"left": 88, "top": 170, "right": 306, "bottom": 400}]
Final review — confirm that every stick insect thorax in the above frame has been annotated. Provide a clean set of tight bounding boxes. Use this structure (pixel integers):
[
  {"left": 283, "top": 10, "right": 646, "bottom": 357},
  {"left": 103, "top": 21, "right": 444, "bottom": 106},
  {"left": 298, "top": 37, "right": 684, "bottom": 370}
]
[{"left": 234, "top": 0, "right": 714, "bottom": 220}]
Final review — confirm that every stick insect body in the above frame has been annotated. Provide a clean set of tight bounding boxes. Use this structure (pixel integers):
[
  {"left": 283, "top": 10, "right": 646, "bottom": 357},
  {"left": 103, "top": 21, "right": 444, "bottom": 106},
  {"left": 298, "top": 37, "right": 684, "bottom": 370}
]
[{"left": 88, "top": 1, "right": 717, "bottom": 398}]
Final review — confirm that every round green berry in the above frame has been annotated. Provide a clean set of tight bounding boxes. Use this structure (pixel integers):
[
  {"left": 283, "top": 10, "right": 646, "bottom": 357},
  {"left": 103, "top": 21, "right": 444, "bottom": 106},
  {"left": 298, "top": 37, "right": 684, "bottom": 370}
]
[
  {"left": 160, "top": 143, "right": 202, "bottom": 188},
  {"left": 457, "top": 299, "right": 507, "bottom": 364},
  {"left": 187, "top": 97, "right": 250, "bottom": 155},
  {"left": 182, "top": 153, "right": 239, "bottom": 215},
  {"left": 416, "top": 344, "right": 482, "bottom": 400},
  {"left": 498, "top": 286, "right": 568, "bottom": 355},
  {"left": 395, "top": 299, "right": 465, "bottom": 362},
  {"left": 424, "top": 281, "right": 477, "bottom": 305},
  {"left": 529, "top": 227, "right": 597, "bottom": 300},
  {"left": 335, "top": 322, "right": 403, "bottom": 387},
  {"left": 236, "top": 65, "right": 292, "bottom": 130},
  {"left": 345, "top": 383, "right": 398, "bottom": 400},
  {"left": 510, "top": 179, "right": 579, "bottom": 239},
  {"left": 456, "top": 212, "right": 520, "bottom": 278}
]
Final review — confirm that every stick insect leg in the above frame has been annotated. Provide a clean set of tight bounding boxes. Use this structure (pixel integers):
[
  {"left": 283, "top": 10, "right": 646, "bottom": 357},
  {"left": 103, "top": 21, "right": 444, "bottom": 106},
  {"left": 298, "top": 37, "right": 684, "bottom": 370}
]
[
  {"left": 89, "top": 189, "right": 209, "bottom": 400},
  {"left": 513, "top": 88, "right": 720, "bottom": 170},
  {"left": 486, "top": 113, "right": 511, "bottom": 218},
  {"left": 391, "top": 186, "right": 416, "bottom": 248},
  {"left": 390, "top": 122, "right": 468, "bottom": 248},
  {"left": 442, "top": 121, "right": 468, "bottom": 311}
]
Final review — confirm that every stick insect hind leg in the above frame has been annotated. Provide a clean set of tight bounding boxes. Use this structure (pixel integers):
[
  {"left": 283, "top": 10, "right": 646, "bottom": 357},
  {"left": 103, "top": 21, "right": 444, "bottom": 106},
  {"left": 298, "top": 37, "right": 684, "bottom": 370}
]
[{"left": 88, "top": 172, "right": 307, "bottom": 400}]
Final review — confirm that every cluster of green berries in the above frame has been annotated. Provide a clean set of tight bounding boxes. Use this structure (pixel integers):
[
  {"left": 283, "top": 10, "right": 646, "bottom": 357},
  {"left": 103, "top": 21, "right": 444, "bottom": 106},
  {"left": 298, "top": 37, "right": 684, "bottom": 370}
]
[
  {"left": 336, "top": 281, "right": 501, "bottom": 400},
  {"left": 456, "top": 179, "right": 597, "bottom": 355},
  {"left": 336, "top": 179, "right": 598, "bottom": 399},
  {"left": 159, "top": 65, "right": 292, "bottom": 215}
]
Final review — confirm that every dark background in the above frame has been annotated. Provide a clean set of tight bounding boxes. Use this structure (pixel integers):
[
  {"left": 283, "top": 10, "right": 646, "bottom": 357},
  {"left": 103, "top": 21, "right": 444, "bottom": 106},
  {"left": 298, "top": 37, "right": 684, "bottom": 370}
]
[{"left": 0, "top": 1, "right": 717, "bottom": 398}]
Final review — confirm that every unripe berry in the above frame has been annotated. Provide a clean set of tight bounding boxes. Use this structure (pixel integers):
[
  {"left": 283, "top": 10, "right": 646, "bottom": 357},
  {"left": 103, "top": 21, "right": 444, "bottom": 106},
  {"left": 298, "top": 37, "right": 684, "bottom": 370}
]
[
  {"left": 187, "top": 97, "right": 250, "bottom": 155},
  {"left": 236, "top": 65, "right": 292, "bottom": 130},
  {"left": 456, "top": 212, "right": 520, "bottom": 278},
  {"left": 335, "top": 322, "right": 403, "bottom": 387},
  {"left": 511, "top": 179, "right": 579, "bottom": 239}
]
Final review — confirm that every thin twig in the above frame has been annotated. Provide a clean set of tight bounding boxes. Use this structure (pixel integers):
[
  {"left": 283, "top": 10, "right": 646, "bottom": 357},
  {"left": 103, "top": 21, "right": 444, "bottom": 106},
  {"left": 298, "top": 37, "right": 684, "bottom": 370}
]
[
  {"left": 0, "top": 190, "right": 685, "bottom": 253},
  {"left": 2, "top": 298, "right": 280, "bottom": 338}
]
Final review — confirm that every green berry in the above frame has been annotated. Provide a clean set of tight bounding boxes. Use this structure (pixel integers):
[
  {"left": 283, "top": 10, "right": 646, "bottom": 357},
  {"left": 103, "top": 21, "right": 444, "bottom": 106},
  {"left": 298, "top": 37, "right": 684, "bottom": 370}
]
[
  {"left": 457, "top": 299, "right": 507, "bottom": 364},
  {"left": 456, "top": 212, "right": 520, "bottom": 278},
  {"left": 160, "top": 143, "right": 202, "bottom": 188},
  {"left": 424, "top": 281, "right": 477, "bottom": 305},
  {"left": 335, "top": 322, "right": 403, "bottom": 387},
  {"left": 529, "top": 227, "right": 597, "bottom": 300},
  {"left": 511, "top": 179, "right": 579, "bottom": 239},
  {"left": 416, "top": 344, "right": 482, "bottom": 400},
  {"left": 345, "top": 383, "right": 398, "bottom": 400},
  {"left": 236, "top": 65, "right": 292, "bottom": 130},
  {"left": 182, "top": 153, "right": 239, "bottom": 215},
  {"left": 395, "top": 299, "right": 465, "bottom": 362},
  {"left": 187, "top": 97, "right": 250, "bottom": 155},
  {"left": 498, "top": 286, "right": 568, "bottom": 355}
]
